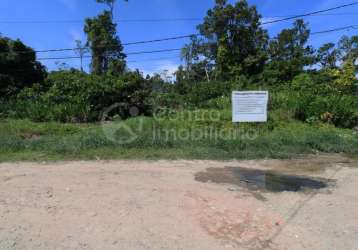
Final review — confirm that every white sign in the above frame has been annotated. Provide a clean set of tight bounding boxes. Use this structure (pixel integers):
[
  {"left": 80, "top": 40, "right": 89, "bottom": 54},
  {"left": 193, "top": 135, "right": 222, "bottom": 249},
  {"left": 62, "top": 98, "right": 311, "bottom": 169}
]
[{"left": 232, "top": 91, "right": 268, "bottom": 122}]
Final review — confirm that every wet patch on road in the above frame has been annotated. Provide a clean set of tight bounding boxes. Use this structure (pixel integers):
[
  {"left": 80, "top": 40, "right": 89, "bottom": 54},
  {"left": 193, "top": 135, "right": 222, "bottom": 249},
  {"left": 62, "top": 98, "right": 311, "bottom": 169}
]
[{"left": 195, "top": 167, "right": 334, "bottom": 193}]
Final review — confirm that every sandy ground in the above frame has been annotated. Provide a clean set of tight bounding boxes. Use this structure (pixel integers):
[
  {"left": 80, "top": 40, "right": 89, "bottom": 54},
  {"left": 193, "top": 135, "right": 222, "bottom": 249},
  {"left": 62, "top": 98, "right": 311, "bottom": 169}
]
[{"left": 0, "top": 154, "right": 357, "bottom": 250}]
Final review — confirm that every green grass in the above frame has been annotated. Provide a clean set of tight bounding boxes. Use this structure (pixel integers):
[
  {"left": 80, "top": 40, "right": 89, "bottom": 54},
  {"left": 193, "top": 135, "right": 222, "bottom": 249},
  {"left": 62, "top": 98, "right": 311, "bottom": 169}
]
[{"left": 0, "top": 111, "right": 357, "bottom": 162}]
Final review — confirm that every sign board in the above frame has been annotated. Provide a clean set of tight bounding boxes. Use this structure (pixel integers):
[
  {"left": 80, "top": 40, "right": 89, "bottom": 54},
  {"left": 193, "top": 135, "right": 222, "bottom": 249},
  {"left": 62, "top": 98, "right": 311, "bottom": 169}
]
[{"left": 232, "top": 91, "right": 268, "bottom": 122}]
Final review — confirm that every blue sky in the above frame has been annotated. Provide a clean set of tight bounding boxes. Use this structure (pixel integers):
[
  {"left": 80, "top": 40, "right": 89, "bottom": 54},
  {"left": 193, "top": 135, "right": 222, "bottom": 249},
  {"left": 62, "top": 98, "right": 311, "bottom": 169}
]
[{"left": 0, "top": 0, "right": 357, "bottom": 75}]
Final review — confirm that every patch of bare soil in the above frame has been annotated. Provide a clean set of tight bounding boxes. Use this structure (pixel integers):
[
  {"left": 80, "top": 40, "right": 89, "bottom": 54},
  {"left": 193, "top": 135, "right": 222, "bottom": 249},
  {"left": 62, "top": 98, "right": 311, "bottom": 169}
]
[{"left": 0, "top": 154, "right": 357, "bottom": 249}]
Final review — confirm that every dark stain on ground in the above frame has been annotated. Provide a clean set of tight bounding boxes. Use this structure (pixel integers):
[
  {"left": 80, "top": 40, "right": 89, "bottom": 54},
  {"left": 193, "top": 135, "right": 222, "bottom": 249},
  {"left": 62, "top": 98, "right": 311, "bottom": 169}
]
[{"left": 195, "top": 167, "right": 333, "bottom": 193}]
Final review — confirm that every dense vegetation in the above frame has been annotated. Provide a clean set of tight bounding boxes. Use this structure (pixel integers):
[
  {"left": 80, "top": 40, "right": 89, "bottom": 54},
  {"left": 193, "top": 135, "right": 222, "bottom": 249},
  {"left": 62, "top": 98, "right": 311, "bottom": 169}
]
[
  {"left": 0, "top": 113, "right": 357, "bottom": 162},
  {"left": 0, "top": 0, "right": 357, "bottom": 161}
]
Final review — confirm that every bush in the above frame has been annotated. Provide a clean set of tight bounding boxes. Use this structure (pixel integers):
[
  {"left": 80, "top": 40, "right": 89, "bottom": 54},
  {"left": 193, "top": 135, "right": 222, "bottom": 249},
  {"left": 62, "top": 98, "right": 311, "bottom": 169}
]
[
  {"left": 150, "top": 93, "right": 185, "bottom": 110},
  {"left": 281, "top": 73, "right": 358, "bottom": 128},
  {"left": 185, "top": 81, "right": 239, "bottom": 107},
  {"left": 291, "top": 93, "right": 358, "bottom": 128},
  {"left": 4, "top": 70, "right": 152, "bottom": 122},
  {"left": 0, "top": 36, "right": 46, "bottom": 99},
  {"left": 202, "top": 96, "right": 231, "bottom": 109}
]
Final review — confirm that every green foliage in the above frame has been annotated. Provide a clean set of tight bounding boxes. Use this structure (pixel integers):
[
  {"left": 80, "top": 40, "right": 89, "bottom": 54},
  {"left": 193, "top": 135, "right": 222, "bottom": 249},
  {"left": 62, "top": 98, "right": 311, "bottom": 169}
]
[
  {"left": 0, "top": 35, "right": 46, "bottom": 98},
  {"left": 84, "top": 11, "right": 126, "bottom": 75},
  {"left": 95, "top": 0, "right": 128, "bottom": 18},
  {"left": 196, "top": 0, "right": 268, "bottom": 78},
  {"left": 184, "top": 81, "right": 238, "bottom": 107},
  {"left": 1, "top": 0, "right": 357, "bottom": 141},
  {"left": 5, "top": 70, "right": 152, "bottom": 122},
  {"left": 327, "top": 60, "right": 357, "bottom": 94},
  {"left": 266, "top": 20, "right": 315, "bottom": 83},
  {"left": 317, "top": 43, "right": 339, "bottom": 69},
  {"left": 299, "top": 95, "right": 358, "bottom": 128},
  {"left": 338, "top": 35, "right": 358, "bottom": 64},
  {"left": 202, "top": 96, "right": 231, "bottom": 109},
  {"left": 151, "top": 93, "right": 185, "bottom": 109},
  {"left": 277, "top": 73, "right": 358, "bottom": 128},
  {"left": 0, "top": 117, "right": 357, "bottom": 162}
]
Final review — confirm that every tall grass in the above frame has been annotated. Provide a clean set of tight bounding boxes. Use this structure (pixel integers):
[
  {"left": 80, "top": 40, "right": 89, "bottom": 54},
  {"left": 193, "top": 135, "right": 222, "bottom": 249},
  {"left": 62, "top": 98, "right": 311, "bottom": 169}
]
[{"left": 0, "top": 108, "right": 357, "bottom": 162}]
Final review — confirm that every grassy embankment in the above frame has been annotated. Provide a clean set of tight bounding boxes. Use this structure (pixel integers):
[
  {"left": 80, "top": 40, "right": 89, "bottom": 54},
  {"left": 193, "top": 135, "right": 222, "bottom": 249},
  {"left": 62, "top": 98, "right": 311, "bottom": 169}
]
[{"left": 0, "top": 108, "right": 357, "bottom": 162}]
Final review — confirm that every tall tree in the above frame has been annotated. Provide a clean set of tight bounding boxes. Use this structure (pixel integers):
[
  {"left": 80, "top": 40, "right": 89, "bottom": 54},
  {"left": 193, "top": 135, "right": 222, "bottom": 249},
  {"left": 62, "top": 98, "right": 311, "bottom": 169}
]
[
  {"left": 74, "top": 40, "right": 89, "bottom": 72},
  {"left": 266, "top": 19, "right": 314, "bottom": 82},
  {"left": 0, "top": 36, "right": 46, "bottom": 98},
  {"left": 197, "top": 0, "right": 268, "bottom": 78},
  {"left": 317, "top": 43, "right": 339, "bottom": 69},
  {"left": 84, "top": 11, "right": 126, "bottom": 75},
  {"left": 96, "top": 0, "right": 128, "bottom": 19},
  {"left": 338, "top": 35, "right": 358, "bottom": 65},
  {"left": 180, "top": 36, "right": 204, "bottom": 80}
]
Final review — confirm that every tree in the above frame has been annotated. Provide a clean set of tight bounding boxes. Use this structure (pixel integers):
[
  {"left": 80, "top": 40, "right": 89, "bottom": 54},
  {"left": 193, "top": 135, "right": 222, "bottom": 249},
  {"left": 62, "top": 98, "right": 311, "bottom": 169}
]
[
  {"left": 84, "top": 11, "right": 126, "bottom": 75},
  {"left": 328, "top": 60, "right": 357, "bottom": 94},
  {"left": 180, "top": 36, "right": 204, "bottom": 80},
  {"left": 338, "top": 35, "right": 358, "bottom": 67},
  {"left": 0, "top": 35, "right": 46, "bottom": 98},
  {"left": 317, "top": 43, "right": 339, "bottom": 69},
  {"left": 266, "top": 19, "right": 315, "bottom": 82},
  {"left": 197, "top": 0, "right": 268, "bottom": 78},
  {"left": 96, "top": 0, "right": 128, "bottom": 19},
  {"left": 74, "top": 40, "right": 89, "bottom": 72}
]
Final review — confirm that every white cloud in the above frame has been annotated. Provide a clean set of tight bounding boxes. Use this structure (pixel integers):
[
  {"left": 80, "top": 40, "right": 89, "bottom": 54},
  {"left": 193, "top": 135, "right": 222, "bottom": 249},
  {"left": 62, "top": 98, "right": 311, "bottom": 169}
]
[
  {"left": 154, "top": 60, "right": 179, "bottom": 75},
  {"left": 131, "top": 59, "right": 180, "bottom": 79}
]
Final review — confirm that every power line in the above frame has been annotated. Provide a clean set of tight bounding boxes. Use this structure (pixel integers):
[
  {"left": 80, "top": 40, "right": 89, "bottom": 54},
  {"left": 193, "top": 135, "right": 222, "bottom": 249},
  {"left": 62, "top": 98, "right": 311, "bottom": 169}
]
[
  {"left": 127, "top": 55, "right": 181, "bottom": 63},
  {"left": 311, "top": 25, "right": 358, "bottom": 35},
  {"left": 262, "top": 1, "right": 358, "bottom": 25},
  {"left": 1, "top": 22, "right": 356, "bottom": 57},
  {"left": 2, "top": 13, "right": 358, "bottom": 24},
  {"left": 123, "top": 34, "right": 195, "bottom": 46},
  {"left": 37, "top": 48, "right": 182, "bottom": 60},
  {"left": 269, "top": 12, "right": 358, "bottom": 17},
  {"left": 27, "top": 2, "right": 358, "bottom": 56},
  {"left": 126, "top": 48, "right": 182, "bottom": 55},
  {"left": 0, "top": 18, "right": 202, "bottom": 24},
  {"left": 27, "top": 34, "right": 196, "bottom": 54},
  {"left": 26, "top": 23, "right": 358, "bottom": 56},
  {"left": 4, "top": 55, "right": 182, "bottom": 72},
  {"left": 0, "top": 2, "right": 357, "bottom": 28},
  {"left": 36, "top": 22, "right": 358, "bottom": 61}
]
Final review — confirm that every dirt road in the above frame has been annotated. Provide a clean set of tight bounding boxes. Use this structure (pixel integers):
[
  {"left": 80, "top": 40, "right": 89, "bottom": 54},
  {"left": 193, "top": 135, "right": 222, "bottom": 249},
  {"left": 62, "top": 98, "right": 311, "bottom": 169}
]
[{"left": 0, "top": 154, "right": 357, "bottom": 249}]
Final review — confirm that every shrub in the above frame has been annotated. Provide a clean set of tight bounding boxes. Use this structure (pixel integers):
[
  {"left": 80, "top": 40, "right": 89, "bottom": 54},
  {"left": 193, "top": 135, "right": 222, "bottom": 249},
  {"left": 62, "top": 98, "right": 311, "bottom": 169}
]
[
  {"left": 4, "top": 70, "right": 152, "bottom": 122},
  {"left": 185, "top": 81, "right": 238, "bottom": 107},
  {"left": 0, "top": 36, "right": 46, "bottom": 99}
]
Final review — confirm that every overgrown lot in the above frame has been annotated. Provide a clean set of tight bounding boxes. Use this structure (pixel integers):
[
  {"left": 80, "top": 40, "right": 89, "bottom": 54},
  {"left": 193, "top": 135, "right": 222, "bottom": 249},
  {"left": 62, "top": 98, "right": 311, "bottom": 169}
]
[
  {"left": 0, "top": 1, "right": 357, "bottom": 162},
  {"left": 0, "top": 109, "right": 357, "bottom": 162}
]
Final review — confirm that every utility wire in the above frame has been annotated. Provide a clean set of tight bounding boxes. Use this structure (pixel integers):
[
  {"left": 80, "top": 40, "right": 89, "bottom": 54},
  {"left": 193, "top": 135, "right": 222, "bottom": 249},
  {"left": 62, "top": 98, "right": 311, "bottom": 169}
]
[
  {"left": 262, "top": 1, "right": 358, "bottom": 25},
  {"left": 127, "top": 55, "right": 181, "bottom": 63},
  {"left": 0, "top": 18, "right": 202, "bottom": 24},
  {"left": 4, "top": 55, "right": 182, "bottom": 72},
  {"left": 37, "top": 48, "right": 182, "bottom": 60},
  {"left": 124, "top": 34, "right": 195, "bottom": 46},
  {"left": 311, "top": 25, "right": 358, "bottom": 35},
  {"left": 1, "top": 2, "right": 357, "bottom": 55},
  {"left": 126, "top": 48, "right": 182, "bottom": 55},
  {"left": 16, "top": 23, "right": 358, "bottom": 56},
  {"left": 23, "top": 34, "right": 196, "bottom": 54},
  {"left": 269, "top": 12, "right": 358, "bottom": 17},
  {"left": 35, "top": 23, "right": 358, "bottom": 61},
  {"left": 2, "top": 13, "right": 358, "bottom": 24},
  {"left": 36, "top": 22, "right": 358, "bottom": 61}
]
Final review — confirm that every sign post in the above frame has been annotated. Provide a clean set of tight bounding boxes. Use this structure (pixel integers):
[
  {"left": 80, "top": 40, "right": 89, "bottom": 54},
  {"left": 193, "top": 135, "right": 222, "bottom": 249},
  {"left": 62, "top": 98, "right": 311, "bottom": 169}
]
[{"left": 232, "top": 91, "right": 269, "bottom": 123}]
